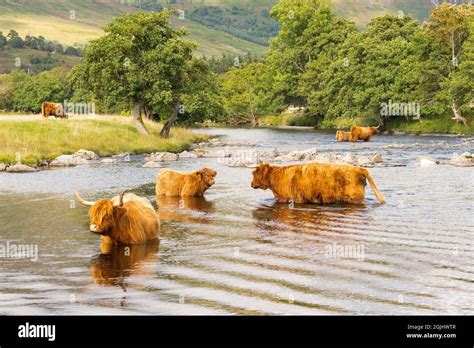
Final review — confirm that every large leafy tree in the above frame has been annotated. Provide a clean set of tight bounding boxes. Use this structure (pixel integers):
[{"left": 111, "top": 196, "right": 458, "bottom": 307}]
[
  {"left": 421, "top": 3, "right": 473, "bottom": 126},
  {"left": 220, "top": 62, "right": 278, "bottom": 126},
  {"left": 267, "top": 0, "right": 356, "bottom": 107},
  {"left": 71, "top": 10, "right": 206, "bottom": 137},
  {"left": 303, "top": 14, "right": 424, "bottom": 126}
]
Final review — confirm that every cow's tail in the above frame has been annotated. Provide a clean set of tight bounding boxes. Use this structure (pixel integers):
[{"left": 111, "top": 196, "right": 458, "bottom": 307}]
[{"left": 366, "top": 174, "right": 385, "bottom": 204}]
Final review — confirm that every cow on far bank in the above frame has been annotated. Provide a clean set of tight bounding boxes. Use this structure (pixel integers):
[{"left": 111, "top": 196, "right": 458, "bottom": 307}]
[
  {"left": 350, "top": 126, "right": 379, "bottom": 142},
  {"left": 41, "top": 102, "right": 68, "bottom": 119}
]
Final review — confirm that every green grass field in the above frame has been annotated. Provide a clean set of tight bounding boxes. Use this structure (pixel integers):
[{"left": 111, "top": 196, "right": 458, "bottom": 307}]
[{"left": 0, "top": 116, "right": 208, "bottom": 165}]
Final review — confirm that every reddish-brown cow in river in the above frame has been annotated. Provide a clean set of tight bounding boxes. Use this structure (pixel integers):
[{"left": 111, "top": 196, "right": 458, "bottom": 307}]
[
  {"left": 350, "top": 126, "right": 379, "bottom": 142},
  {"left": 336, "top": 130, "right": 353, "bottom": 142},
  {"left": 156, "top": 168, "right": 217, "bottom": 197},
  {"left": 248, "top": 162, "right": 385, "bottom": 205},
  {"left": 75, "top": 190, "right": 160, "bottom": 244}
]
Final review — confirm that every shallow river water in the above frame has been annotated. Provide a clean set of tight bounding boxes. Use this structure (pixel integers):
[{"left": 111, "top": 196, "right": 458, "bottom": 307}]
[{"left": 0, "top": 127, "right": 473, "bottom": 315}]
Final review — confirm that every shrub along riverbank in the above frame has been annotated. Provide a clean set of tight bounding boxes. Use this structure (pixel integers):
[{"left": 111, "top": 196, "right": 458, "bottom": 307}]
[
  {"left": 0, "top": 116, "right": 208, "bottom": 165},
  {"left": 258, "top": 114, "right": 474, "bottom": 135}
]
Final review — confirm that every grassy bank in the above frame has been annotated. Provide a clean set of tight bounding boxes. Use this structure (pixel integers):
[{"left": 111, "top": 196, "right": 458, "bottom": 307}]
[
  {"left": 384, "top": 116, "right": 474, "bottom": 135},
  {"left": 260, "top": 113, "right": 474, "bottom": 135},
  {"left": 0, "top": 116, "right": 207, "bottom": 165},
  {"left": 259, "top": 113, "right": 315, "bottom": 127}
]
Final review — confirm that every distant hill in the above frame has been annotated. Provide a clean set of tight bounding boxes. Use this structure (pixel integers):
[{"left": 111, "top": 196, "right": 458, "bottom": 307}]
[
  {"left": 0, "top": 0, "right": 267, "bottom": 58},
  {"left": 0, "top": 48, "right": 80, "bottom": 74},
  {"left": 0, "top": 0, "right": 470, "bottom": 72}
]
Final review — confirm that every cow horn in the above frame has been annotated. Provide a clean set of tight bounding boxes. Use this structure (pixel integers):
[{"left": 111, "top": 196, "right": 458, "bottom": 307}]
[
  {"left": 118, "top": 189, "right": 128, "bottom": 207},
  {"left": 243, "top": 163, "right": 260, "bottom": 168},
  {"left": 75, "top": 190, "right": 95, "bottom": 206}
]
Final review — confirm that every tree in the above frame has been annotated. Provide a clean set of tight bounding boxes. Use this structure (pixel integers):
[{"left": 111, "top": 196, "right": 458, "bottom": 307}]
[
  {"left": 221, "top": 62, "right": 276, "bottom": 125},
  {"left": 0, "top": 32, "right": 8, "bottom": 50},
  {"left": 70, "top": 11, "right": 199, "bottom": 136},
  {"left": 422, "top": 3, "right": 473, "bottom": 126},
  {"left": 4, "top": 68, "right": 69, "bottom": 113},
  {"left": 302, "top": 14, "right": 425, "bottom": 126},
  {"left": 7, "top": 30, "right": 24, "bottom": 48},
  {"left": 267, "top": 0, "right": 356, "bottom": 107}
]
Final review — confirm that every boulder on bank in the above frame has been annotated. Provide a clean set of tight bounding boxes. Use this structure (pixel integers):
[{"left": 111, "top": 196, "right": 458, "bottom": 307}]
[
  {"left": 73, "top": 149, "right": 98, "bottom": 160},
  {"left": 0, "top": 163, "right": 7, "bottom": 171},
  {"left": 145, "top": 152, "right": 178, "bottom": 162},
  {"left": 6, "top": 164, "right": 38, "bottom": 173},
  {"left": 50, "top": 155, "right": 77, "bottom": 167},
  {"left": 113, "top": 152, "right": 130, "bottom": 161},
  {"left": 449, "top": 152, "right": 473, "bottom": 167}
]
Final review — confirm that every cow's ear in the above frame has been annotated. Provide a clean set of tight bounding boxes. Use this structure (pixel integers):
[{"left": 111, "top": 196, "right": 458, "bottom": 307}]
[{"left": 195, "top": 172, "right": 203, "bottom": 180}]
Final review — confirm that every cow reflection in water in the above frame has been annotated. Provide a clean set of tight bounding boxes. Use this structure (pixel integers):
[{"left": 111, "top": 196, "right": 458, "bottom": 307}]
[
  {"left": 90, "top": 241, "right": 159, "bottom": 305},
  {"left": 252, "top": 202, "right": 363, "bottom": 243},
  {"left": 156, "top": 196, "right": 215, "bottom": 224}
]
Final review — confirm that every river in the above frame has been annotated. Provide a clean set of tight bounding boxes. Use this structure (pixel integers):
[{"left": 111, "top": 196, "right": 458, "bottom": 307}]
[{"left": 0, "top": 127, "right": 473, "bottom": 315}]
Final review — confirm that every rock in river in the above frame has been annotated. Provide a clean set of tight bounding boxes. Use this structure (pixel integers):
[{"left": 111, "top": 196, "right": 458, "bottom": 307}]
[
  {"left": 73, "top": 149, "right": 99, "bottom": 160},
  {"left": 145, "top": 152, "right": 178, "bottom": 162},
  {"left": 50, "top": 155, "right": 77, "bottom": 167},
  {"left": 449, "top": 152, "right": 474, "bottom": 167},
  {"left": 142, "top": 161, "right": 161, "bottom": 168},
  {"left": 6, "top": 164, "right": 38, "bottom": 173}
]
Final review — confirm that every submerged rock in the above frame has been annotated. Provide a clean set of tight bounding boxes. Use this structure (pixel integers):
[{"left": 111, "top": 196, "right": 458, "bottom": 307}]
[
  {"left": 449, "top": 152, "right": 474, "bottom": 167},
  {"left": 414, "top": 157, "right": 440, "bottom": 167},
  {"left": 371, "top": 153, "right": 383, "bottom": 163},
  {"left": 178, "top": 150, "right": 199, "bottom": 158},
  {"left": 341, "top": 153, "right": 358, "bottom": 165},
  {"left": 357, "top": 156, "right": 374, "bottom": 167},
  {"left": 100, "top": 158, "right": 116, "bottom": 164},
  {"left": 274, "top": 148, "right": 318, "bottom": 162},
  {"left": 6, "top": 164, "right": 38, "bottom": 173},
  {"left": 142, "top": 161, "right": 161, "bottom": 168},
  {"left": 113, "top": 152, "right": 130, "bottom": 162},
  {"left": 145, "top": 152, "right": 178, "bottom": 162}
]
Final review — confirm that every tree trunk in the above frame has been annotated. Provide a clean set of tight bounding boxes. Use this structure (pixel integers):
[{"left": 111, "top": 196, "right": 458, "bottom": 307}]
[
  {"left": 131, "top": 101, "right": 149, "bottom": 135},
  {"left": 451, "top": 101, "right": 467, "bottom": 126},
  {"left": 250, "top": 109, "right": 257, "bottom": 127},
  {"left": 160, "top": 103, "right": 180, "bottom": 138}
]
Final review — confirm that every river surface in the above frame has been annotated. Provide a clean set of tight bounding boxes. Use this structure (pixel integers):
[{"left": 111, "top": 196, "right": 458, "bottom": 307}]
[{"left": 0, "top": 128, "right": 473, "bottom": 315}]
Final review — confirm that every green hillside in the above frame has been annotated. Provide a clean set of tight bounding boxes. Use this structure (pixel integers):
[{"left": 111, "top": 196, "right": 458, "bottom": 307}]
[
  {"left": 0, "top": 0, "right": 266, "bottom": 57},
  {"left": 0, "top": 48, "right": 80, "bottom": 74},
  {"left": 0, "top": 0, "right": 470, "bottom": 68}
]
